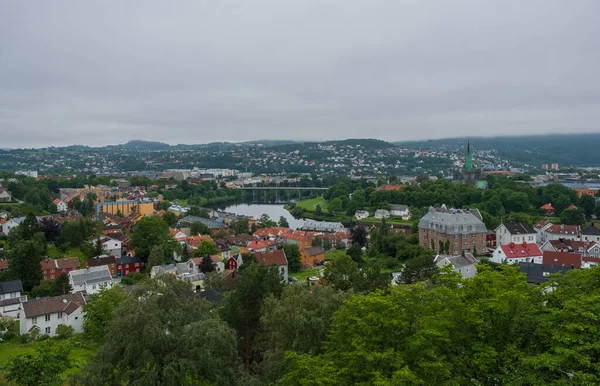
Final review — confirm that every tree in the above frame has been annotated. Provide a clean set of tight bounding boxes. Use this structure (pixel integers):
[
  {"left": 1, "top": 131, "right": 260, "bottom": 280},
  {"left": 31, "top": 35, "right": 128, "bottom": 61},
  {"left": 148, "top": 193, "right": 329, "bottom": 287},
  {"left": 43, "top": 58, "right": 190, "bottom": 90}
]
[
  {"left": 199, "top": 255, "right": 215, "bottom": 273},
  {"left": 257, "top": 286, "right": 349, "bottom": 383},
  {"left": 53, "top": 273, "right": 72, "bottom": 295},
  {"left": 4, "top": 341, "right": 72, "bottom": 386},
  {"left": 281, "top": 244, "right": 301, "bottom": 272},
  {"left": 278, "top": 216, "right": 290, "bottom": 228},
  {"left": 162, "top": 211, "right": 177, "bottom": 227},
  {"left": 75, "top": 276, "right": 238, "bottom": 386},
  {"left": 83, "top": 286, "right": 128, "bottom": 345},
  {"left": 9, "top": 239, "right": 44, "bottom": 291},
  {"left": 131, "top": 216, "right": 170, "bottom": 261},
  {"left": 322, "top": 254, "right": 359, "bottom": 292},
  {"left": 315, "top": 204, "right": 323, "bottom": 215},
  {"left": 400, "top": 253, "right": 438, "bottom": 284},
  {"left": 190, "top": 221, "right": 210, "bottom": 235},
  {"left": 349, "top": 224, "right": 368, "bottom": 248},
  {"left": 221, "top": 263, "right": 284, "bottom": 370},
  {"left": 38, "top": 216, "right": 60, "bottom": 242},
  {"left": 579, "top": 194, "right": 596, "bottom": 219},
  {"left": 346, "top": 243, "right": 363, "bottom": 263},
  {"left": 560, "top": 208, "right": 586, "bottom": 225},
  {"left": 259, "top": 214, "right": 277, "bottom": 228},
  {"left": 193, "top": 240, "right": 221, "bottom": 257},
  {"left": 231, "top": 217, "right": 250, "bottom": 234},
  {"left": 328, "top": 198, "right": 342, "bottom": 213},
  {"left": 147, "top": 245, "right": 165, "bottom": 271}
]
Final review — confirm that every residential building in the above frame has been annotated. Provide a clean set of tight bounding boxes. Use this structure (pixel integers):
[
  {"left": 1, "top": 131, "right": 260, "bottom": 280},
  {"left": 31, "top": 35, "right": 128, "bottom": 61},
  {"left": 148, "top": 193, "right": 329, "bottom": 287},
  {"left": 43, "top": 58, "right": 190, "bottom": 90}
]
[
  {"left": 19, "top": 293, "right": 85, "bottom": 337},
  {"left": 390, "top": 204, "right": 410, "bottom": 220},
  {"left": 534, "top": 220, "right": 552, "bottom": 244},
  {"left": 540, "top": 239, "right": 588, "bottom": 255},
  {"left": 52, "top": 198, "right": 68, "bottom": 212},
  {"left": 519, "top": 262, "right": 569, "bottom": 284},
  {"left": 85, "top": 255, "right": 117, "bottom": 277},
  {"left": 88, "top": 236, "right": 122, "bottom": 257},
  {"left": 188, "top": 256, "right": 225, "bottom": 273},
  {"left": 40, "top": 257, "right": 80, "bottom": 281},
  {"left": 418, "top": 206, "right": 487, "bottom": 256},
  {"left": 69, "top": 266, "right": 120, "bottom": 295},
  {"left": 0, "top": 280, "right": 26, "bottom": 318},
  {"left": 300, "top": 246, "right": 325, "bottom": 268},
  {"left": 0, "top": 188, "right": 11, "bottom": 202},
  {"left": 301, "top": 220, "right": 346, "bottom": 233},
  {"left": 541, "top": 224, "right": 581, "bottom": 243},
  {"left": 178, "top": 216, "right": 228, "bottom": 230},
  {"left": 2, "top": 216, "right": 25, "bottom": 236},
  {"left": 225, "top": 253, "right": 243, "bottom": 271},
  {"left": 433, "top": 252, "right": 479, "bottom": 279},
  {"left": 495, "top": 222, "right": 536, "bottom": 246},
  {"left": 374, "top": 209, "right": 390, "bottom": 219},
  {"left": 491, "top": 242, "right": 543, "bottom": 265},
  {"left": 354, "top": 210, "right": 369, "bottom": 220},
  {"left": 542, "top": 251, "right": 581, "bottom": 269},
  {"left": 540, "top": 204, "right": 555, "bottom": 215},
  {"left": 115, "top": 256, "right": 142, "bottom": 277},
  {"left": 15, "top": 170, "right": 38, "bottom": 178},
  {"left": 581, "top": 224, "right": 600, "bottom": 243},
  {"left": 95, "top": 201, "right": 154, "bottom": 216},
  {"left": 255, "top": 250, "right": 289, "bottom": 282}
]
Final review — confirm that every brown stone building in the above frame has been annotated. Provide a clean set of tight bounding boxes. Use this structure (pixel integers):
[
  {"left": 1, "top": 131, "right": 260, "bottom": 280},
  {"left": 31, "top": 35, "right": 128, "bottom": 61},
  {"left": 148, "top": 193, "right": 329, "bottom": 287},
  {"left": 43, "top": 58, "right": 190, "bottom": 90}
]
[{"left": 418, "top": 206, "right": 488, "bottom": 255}]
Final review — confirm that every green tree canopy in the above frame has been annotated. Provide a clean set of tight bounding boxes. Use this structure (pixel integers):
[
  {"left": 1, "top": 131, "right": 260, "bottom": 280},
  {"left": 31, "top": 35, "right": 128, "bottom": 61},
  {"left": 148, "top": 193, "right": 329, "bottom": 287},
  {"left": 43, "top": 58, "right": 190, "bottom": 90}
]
[{"left": 131, "top": 216, "right": 170, "bottom": 261}]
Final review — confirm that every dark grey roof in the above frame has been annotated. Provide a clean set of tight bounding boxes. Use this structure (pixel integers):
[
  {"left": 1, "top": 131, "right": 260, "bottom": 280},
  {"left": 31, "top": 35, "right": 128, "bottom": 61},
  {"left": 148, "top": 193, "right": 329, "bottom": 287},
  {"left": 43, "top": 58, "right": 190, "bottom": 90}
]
[
  {"left": 582, "top": 224, "right": 600, "bottom": 236},
  {"left": 178, "top": 216, "right": 228, "bottom": 229},
  {"left": 197, "top": 289, "right": 223, "bottom": 305},
  {"left": 419, "top": 206, "right": 487, "bottom": 234},
  {"left": 0, "top": 296, "right": 24, "bottom": 307},
  {"left": 70, "top": 267, "right": 113, "bottom": 286},
  {"left": 519, "top": 262, "right": 569, "bottom": 283},
  {"left": 390, "top": 204, "right": 409, "bottom": 211},
  {"left": 0, "top": 280, "right": 23, "bottom": 295},
  {"left": 435, "top": 253, "right": 479, "bottom": 268},
  {"left": 502, "top": 221, "right": 536, "bottom": 235},
  {"left": 116, "top": 256, "right": 142, "bottom": 265}
]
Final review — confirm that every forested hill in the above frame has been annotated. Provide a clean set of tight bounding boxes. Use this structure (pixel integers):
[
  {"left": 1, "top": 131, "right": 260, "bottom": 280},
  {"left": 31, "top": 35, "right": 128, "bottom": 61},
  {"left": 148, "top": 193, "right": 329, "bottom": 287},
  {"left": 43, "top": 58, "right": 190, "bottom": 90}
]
[{"left": 395, "top": 133, "right": 600, "bottom": 167}]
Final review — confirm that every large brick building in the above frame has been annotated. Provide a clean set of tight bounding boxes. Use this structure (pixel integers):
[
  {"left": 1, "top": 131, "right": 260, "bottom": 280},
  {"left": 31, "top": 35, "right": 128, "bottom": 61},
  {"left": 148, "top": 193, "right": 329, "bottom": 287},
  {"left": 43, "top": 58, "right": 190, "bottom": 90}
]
[{"left": 419, "top": 206, "right": 488, "bottom": 255}]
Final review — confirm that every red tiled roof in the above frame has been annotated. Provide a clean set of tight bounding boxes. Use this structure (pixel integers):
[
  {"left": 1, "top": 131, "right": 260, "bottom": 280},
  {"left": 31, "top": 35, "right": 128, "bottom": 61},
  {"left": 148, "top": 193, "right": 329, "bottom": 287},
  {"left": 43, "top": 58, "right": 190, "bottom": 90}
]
[
  {"left": 248, "top": 240, "right": 268, "bottom": 250},
  {"left": 540, "top": 203, "right": 555, "bottom": 210},
  {"left": 56, "top": 257, "right": 80, "bottom": 270},
  {"left": 499, "top": 242, "right": 542, "bottom": 259},
  {"left": 546, "top": 224, "right": 580, "bottom": 236},
  {"left": 376, "top": 184, "right": 402, "bottom": 191},
  {"left": 543, "top": 251, "right": 581, "bottom": 268},
  {"left": 186, "top": 235, "right": 213, "bottom": 248},
  {"left": 40, "top": 258, "right": 56, "bottom": 271},
  {"left": 255, "top": 250, "right": 287, "bottom": 266}
]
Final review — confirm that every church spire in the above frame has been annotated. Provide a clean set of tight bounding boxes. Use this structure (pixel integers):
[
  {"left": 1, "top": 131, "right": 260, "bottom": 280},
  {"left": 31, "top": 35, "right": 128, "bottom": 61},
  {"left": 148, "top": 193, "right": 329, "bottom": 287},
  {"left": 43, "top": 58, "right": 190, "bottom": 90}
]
[{"left": 465, "top": 140, "right": 473, "bottom": 172}]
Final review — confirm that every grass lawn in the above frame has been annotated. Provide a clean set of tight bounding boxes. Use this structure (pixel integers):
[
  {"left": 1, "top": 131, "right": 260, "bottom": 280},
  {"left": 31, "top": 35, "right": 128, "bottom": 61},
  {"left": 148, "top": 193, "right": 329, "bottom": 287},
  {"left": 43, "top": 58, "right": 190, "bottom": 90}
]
[
  {"left": 358, "top": 217, "right": 415, "bottom": 226},
  {"left": 295, "top": 196, "right": 328, "bottom": 212},
  {"left": 47, "top": 245, "right": 87, "bottom": 265},
  {"left": 289, "top": 267, "right": 323, "bottom": 281},
  {"left": 0, "top": 340, "right": 95, "bottom": 385},
  {"left": 174, "top": 199, "right": 188, "bottom": 206}
]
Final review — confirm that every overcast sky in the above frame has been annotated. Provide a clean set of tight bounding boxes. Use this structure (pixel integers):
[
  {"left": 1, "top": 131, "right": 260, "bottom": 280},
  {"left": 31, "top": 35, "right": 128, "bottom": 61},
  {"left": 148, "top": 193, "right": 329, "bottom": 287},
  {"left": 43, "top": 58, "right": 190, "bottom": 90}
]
[{"left": 1, "top": 1, "right": 599, "bottom": 148}]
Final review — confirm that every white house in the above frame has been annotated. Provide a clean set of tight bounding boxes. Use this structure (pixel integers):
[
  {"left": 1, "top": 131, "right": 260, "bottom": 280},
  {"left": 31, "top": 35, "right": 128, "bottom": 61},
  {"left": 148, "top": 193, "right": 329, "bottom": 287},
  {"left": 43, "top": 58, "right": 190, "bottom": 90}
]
[
  {"left": 491, "top": 242, "right": 543, "bottom": 265},
  {"left": 534, "top": 221, "right": 553, "bottom": 244},
  {"left": 2, "top": 217, "right": 25, "bottom": 236},
  {"left": 581, "top": 224, "right": 600, "bottom": 243},
  {"left": 88, "top": 236, "right": 122, "bottom": 257},
  {"left": 495, "top": 222, "right": 536, "bottom": 246},
  {"left": 0, "top": 188, "right": 11, "bottom": 202},
  {"left": 68, "top": 266, "right": 120, "bottom": 295},
  {"left": 390, "top": 204, "right": 411, "bottom": 220},
  {"left": 354, "top": 210, "right": 369, "bottom": 220},
  {"left": 434, "top": 252, "right": 479, "bottom": 279},
  {"left": 19, "top": 293, "right": 86, "bottom": 337},
  {"left": 542, "top": 224, "right": 580, "bottom": 243},
  {"left": 374, "top": 209, "right": 390, "bottom": 219},
  {"left": 0, "top": 280, "right": 26, "bottom": 318},
  {"left": 53, "top": 199, "right": 68, "bottom": 212}
]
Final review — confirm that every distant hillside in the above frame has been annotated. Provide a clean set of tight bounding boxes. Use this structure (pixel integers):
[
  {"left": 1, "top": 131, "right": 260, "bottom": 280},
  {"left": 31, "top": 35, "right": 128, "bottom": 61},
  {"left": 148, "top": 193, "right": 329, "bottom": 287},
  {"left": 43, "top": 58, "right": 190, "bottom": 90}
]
[
  {"left": 395, "top": 133, "right": 600, "bottom": 167},
  {"left": 324, "top": 138, "right": 394, "bottom": 149},
  {"left": 123, "top": 140, "right": 171, "bottom": 150},
  {"left": 242, "top": 140, "right": 303, "bottom": 147}
]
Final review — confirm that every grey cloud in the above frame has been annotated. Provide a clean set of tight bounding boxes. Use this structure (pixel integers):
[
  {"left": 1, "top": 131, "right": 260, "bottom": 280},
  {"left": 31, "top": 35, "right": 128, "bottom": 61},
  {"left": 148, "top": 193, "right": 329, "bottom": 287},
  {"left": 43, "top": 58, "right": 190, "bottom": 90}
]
[{"left": 1, "top": 0, "right": 599, "bottom": 148}]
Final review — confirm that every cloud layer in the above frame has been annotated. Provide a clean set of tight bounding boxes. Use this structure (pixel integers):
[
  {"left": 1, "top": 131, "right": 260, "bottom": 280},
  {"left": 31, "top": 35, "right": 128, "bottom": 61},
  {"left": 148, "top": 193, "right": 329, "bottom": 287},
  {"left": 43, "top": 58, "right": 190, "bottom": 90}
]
[{"left": 1, "top": 0, "right": 599, "bottom": 147}]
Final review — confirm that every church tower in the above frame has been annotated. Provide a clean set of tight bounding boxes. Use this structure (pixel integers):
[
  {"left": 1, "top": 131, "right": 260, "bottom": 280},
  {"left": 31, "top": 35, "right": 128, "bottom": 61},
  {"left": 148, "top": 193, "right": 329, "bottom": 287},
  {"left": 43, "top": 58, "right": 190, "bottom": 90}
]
[{"left": 463, "top": 140, "right": 476, "bottom": 186}]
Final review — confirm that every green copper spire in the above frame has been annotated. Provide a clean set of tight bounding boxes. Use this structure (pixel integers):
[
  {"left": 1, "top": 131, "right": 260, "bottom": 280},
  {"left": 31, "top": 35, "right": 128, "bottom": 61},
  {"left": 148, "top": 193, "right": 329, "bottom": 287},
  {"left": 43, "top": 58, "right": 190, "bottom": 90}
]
[{"left": 465, "top": 140, "right": 473, "bottom": 172}]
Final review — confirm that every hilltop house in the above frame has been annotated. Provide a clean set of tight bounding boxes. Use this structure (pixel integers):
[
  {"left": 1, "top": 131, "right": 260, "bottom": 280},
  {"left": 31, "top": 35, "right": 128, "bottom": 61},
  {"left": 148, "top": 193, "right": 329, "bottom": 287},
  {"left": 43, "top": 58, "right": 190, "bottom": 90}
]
[
  {"left": 300, "top": 246, "right": 326, "bottom": 268},
  {"left": 2, "top": 217, "right": 26, "bottom": 236},
  {"left": 354, "top": 210, "right": 369, "bottom": 220},
  {"left": 374, "top": 209, "right": 390, "bottom": 219},
  {"left": 491, "top": 242, "right": 543, "bottom": 265},
  {"left": 52, "top": 198, "right": 68, "bottom": 212},
  {"left": 390, "top": 204, "right": 410, "bottom": 220},
  {"left": 19, "top": 293, "right": 86, "bottom": 337},
  {"left": 40, "top": 257, "right": 80, "bottom": 281},
  {"left": 581, "top": 224, "right": 600, "bottom": 243},
  {"left": 0, "top": 188, "right": 11, "bottom": 203}
]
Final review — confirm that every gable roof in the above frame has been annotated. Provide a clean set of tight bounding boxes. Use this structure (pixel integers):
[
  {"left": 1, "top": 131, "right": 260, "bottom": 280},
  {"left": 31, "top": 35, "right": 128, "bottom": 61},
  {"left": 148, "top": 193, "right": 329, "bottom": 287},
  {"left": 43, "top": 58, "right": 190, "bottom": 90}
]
[
  {"left": 543, "top": 251, "right": 582, "bottom": 268},
  {"left": 499, "top": 242, "right": 542, "bottom": 259},
  {"left": 304, "top": 246, "right": 325, "bottom": 256},
  {"left": 519, "top": 262, "right": 569, "bottom": 283},
  {"left": 545, "top": 224, "right": 580, "bottom": 236},
  {"left": 86, "top": 255, "right": 116, "bottom": 267},
  {"left": 582, "top": 224, "right": 600, "bottom": 236},
  {"left": 390, "top": 204, "right": 409, "bottom": 211},
  {"left": 116, "top": 256, "right": 141, "bottom": 266},
  {"left": 540, "top": 203, "right": 555, "bottom": 210},
  {"left": 22, "top": 293, "right": 85, "bottom": 318},
  {"left": 69, "top": 266, "right": 113, "bottom": 286},
  {"left": 56, "top": 257, "right": 80, "bottom": 270},
  {"left": 499, "top": 221, "right": 535, "bottom": 235},
  {"left": 255, "top": 250, "right": 288, "bottom": 266},
  {"left": 0, "top": 280, "right": 22, "bottom": 295},
  {"left": 435, "top": 252, "right": 479, "bottom": 268},
  {"left": 547, "top": 239, "right": 588, "bottom": 253}
]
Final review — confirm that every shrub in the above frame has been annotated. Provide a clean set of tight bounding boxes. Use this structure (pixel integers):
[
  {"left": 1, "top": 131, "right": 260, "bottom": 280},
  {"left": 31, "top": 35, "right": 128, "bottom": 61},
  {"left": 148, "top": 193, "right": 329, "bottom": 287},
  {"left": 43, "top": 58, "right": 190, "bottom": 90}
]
[{"left": 56, "top": 324, "right": 74, "bottom": 340}]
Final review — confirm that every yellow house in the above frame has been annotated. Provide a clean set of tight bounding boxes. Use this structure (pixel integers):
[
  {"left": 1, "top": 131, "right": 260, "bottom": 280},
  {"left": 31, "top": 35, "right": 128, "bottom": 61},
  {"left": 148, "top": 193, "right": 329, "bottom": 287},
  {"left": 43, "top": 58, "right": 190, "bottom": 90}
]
[{"left": 95, "top": 201, "right": 154, "bottom": 216}]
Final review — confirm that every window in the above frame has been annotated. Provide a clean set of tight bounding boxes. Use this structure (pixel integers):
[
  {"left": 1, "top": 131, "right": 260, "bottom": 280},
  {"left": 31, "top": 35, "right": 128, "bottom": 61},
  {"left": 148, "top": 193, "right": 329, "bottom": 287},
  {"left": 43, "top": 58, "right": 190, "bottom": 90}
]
[
  {"left": 32, "top": 317, "right": 37, "bottom": 324},
  {"left": 45, "top": 314, "right": 50, "bottom": 322},
  {"left": 135, "top": 263, "right": 140, "bottom": 267},
  {"left": 51, "top": 275, "right": 54, "bottom": 279},
  {"left": 45, "top": 327, "right": 51, "bottom": 334},
  {"left": 75, "top": 316, "right": 78, "bottom": 320},
  {"left": 58, "top": 312, "right": 62, "bottom": 318},
  {"left": 51, "top": 269, "right": 55, "bottom": 273}
]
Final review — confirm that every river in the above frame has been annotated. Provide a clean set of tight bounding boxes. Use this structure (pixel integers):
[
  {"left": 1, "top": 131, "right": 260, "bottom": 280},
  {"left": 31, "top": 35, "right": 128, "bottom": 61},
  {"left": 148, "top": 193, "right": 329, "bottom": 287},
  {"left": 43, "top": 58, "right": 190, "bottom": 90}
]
[{"left": 221, "top": 203, "right": 305, "bottom": 229}]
